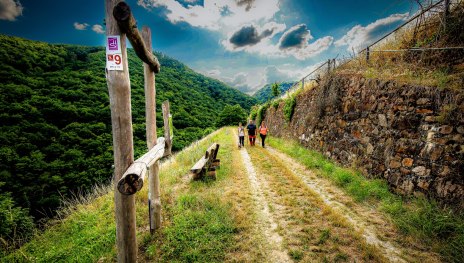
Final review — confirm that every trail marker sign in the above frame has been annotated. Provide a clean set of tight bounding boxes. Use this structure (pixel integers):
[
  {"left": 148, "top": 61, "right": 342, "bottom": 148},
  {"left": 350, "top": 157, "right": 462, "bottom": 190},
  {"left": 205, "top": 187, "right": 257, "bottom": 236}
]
[{"left": 106, "top": 35, "right": 123, "bottom": 71}]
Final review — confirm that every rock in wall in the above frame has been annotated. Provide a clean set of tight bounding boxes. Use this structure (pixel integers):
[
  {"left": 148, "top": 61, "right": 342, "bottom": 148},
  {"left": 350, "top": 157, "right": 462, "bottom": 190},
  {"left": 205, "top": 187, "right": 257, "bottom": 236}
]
[{"left": 265, "top": 74, "right": 464, "bottom": 206}]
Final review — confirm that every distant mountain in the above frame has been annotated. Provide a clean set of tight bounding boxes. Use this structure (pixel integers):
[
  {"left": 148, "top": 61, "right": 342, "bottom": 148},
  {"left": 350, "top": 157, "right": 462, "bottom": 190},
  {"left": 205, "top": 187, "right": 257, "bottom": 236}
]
[
  {"left": 0, "top": 34, "right": 257, "bottom": 227},
  {"left": 253, "top": 81, "right": 295, "bottom": 103}
]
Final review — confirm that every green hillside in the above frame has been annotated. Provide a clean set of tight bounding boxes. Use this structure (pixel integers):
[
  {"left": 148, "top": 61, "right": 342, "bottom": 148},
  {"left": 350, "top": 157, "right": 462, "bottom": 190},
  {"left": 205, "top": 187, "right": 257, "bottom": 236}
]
[
  {"left": 253, "top": 81, "right": 295, "bottom": 103},
  {"left": 0, "top": 34, "right": 256, "bottom": 248}
]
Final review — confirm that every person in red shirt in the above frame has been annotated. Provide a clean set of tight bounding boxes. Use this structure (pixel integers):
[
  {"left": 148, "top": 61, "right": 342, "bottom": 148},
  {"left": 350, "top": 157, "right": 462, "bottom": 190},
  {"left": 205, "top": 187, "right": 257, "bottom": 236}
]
[{"left": 259, "top": 121, "right": 268, "bottom": 148}]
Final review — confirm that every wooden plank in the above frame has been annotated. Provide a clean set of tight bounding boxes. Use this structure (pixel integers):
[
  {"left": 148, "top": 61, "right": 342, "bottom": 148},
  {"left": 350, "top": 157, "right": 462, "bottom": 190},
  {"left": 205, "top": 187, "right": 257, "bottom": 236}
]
[
  {"left": 117, "top": 137, "right": 165, "bottom": 195},
  {"left": 105, "top": 0, "right": 137, "bottom": 261},
  {"left": 191, "top": 157, "right": 208, "bottom": 173},
  {"left": 162, "top": 100, "right": 173, "bottom": 157},
  {"left": 113, "top": 2, "right": 160, "bottom": 73},
  {"left": 142, "top": 26, "right": 161, "bottom": 233},
  {"left": 190, "top": 143, "right": 219, "bottom": 179}
]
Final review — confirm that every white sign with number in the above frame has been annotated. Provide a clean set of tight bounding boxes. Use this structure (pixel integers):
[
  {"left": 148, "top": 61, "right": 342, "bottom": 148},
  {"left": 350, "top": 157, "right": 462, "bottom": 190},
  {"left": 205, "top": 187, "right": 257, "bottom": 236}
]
[{"left": 106, "top": 35, "right": 123, "bottom": 71}]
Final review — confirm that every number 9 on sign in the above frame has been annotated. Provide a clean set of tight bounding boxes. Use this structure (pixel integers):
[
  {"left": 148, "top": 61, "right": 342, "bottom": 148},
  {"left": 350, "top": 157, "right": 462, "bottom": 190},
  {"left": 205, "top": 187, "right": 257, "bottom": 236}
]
[{"left": 114, "top": 54, "right": 121, "bottom": 65}]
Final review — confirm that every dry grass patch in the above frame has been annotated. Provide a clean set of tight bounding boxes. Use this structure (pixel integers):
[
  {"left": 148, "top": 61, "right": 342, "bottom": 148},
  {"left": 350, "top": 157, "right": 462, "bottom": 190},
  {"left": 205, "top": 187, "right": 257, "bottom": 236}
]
[{"left": 248, "top": 146, "right": 386, "bottom": 263}]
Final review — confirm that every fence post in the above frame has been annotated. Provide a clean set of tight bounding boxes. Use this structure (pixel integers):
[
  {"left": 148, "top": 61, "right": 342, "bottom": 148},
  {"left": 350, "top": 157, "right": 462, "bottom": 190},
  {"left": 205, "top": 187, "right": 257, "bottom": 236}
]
[
  {"left": 366, "top": 46, "right": 370, "bottom": 62},
  {"left": 105, "top": 0, "right": 137, "bottom": 261},
  {"left": 444, "top": 0, "right": 450, "bottom": 30},
  {"left": 301, "top": 77, "right": 305, "bottom": 89},
  {"left": 141, "top": 26, "right": 161, "bottom": 233},
  {"left": 327, "top": 59, "right": 331, "bottom": 73}
]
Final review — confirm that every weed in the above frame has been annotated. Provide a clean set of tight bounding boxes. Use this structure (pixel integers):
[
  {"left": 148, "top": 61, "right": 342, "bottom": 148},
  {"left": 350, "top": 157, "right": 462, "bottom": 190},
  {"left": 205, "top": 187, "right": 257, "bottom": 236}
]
[
  {"left": 317, "top": 229, "right": 331, "bottom": 245},
  {"left": 289, "top": 249, "right": 304, "bottom": 261}
]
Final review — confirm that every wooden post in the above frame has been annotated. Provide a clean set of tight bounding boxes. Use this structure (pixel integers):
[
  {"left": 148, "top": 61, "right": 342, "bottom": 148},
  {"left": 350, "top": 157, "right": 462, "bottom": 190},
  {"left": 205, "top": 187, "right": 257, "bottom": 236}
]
[
  {"left": 327, "top": 59, "right": 331, "bottom": 73},
  {"left": 444, "top": 0, "right": 450, "bottom": 30},
  {"left": 162, "top": 101, "right": 172, "bottom": 156},
  {"left": 113, "top": 2, "right": 160, "bottom": 73},
  {"left": 141, "top": 26, "right": 161, "bottom": 233},
  {"left": 366, "top": 46, "right": 370, "bottom": 62},
  {"left": 105, "top": 0, "right": 137, "bottom": 262}
]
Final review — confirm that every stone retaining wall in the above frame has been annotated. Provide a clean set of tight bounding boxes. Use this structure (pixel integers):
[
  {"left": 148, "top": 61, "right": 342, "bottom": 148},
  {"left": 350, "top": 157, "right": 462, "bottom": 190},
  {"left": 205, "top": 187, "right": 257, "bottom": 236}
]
[{"left": 265, "top": 74, "right": 464, "bottom": 206}]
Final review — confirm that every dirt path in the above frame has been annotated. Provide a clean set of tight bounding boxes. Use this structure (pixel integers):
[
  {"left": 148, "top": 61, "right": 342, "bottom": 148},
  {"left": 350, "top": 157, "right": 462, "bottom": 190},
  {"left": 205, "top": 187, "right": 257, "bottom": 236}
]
[
  {"left": 240, "top": 147, "right": 292, "bottom": 262},
  {"left": 265, "top": 146, "right": 407, "bottom": 262},
  {"left": 258, "top": 145, "right": 441, "bottom": 263}
]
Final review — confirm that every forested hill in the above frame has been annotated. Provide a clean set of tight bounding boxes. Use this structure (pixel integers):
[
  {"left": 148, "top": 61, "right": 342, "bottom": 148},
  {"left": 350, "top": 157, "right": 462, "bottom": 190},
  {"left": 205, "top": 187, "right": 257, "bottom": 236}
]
[
  {"left": 0, "top": 34, "right": 256, "bottom": 232},
  {"left": 253, "top": 81, "right": 294, "bottom": 103}
]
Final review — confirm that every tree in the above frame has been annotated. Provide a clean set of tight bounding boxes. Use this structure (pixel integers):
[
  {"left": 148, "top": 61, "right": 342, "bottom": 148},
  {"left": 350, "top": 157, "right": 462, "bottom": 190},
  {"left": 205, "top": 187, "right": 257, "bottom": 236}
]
[
  {"left": 216, "top": 104, "right": 247, "bottom": 127},
  {"left": 271, "top": 82, "right": 280, "bottom": 97}
]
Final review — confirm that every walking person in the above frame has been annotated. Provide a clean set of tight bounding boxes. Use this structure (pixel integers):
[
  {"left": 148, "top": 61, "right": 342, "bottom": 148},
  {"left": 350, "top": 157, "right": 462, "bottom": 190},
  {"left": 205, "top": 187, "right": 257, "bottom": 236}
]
[
  {"left": 259, "top": 121, "right": 268, "bottom": 148},
  {"left": 238, "top": 122, "right": 245, "bottom": 148},
  {"left": 246, "top": 120, "right": 257, "bottom": 146}
]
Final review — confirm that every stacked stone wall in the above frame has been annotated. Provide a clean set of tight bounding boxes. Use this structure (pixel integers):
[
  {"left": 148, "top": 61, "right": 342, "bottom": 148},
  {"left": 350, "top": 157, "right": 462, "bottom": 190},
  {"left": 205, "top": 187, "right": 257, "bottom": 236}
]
[{"left": 265, "top": 74, "right": 464, "bottom": 205}]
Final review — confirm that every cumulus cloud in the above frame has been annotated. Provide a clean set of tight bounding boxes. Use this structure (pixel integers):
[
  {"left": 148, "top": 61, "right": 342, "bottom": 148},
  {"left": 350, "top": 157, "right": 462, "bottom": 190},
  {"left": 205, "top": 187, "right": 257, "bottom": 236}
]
[
  {"left": 74, "top": 22, "right": 89, "bottom": 30},
  {"left": 236, "top": 0, "right": 255, "bottom": 11},
  {"left": 278, "top": 24, "right": 313, "bottom": 49},
  {"left": 335, "top": 13, "right": 409, "bottom": 51},
  {"left": 137, "top": 0, "right": 280, "bottom": 30},
  {"left": 225, "top": 22, "right": 286, "bottom": 49},
  {"left": 0, "top": 0, "right": 23, "bottom": 21},
  {"left": 222, "top": 22, "right": 332, "bottom": 60},
  {"left": 92, "top": 24, "right": 105, "bottom": 34}
]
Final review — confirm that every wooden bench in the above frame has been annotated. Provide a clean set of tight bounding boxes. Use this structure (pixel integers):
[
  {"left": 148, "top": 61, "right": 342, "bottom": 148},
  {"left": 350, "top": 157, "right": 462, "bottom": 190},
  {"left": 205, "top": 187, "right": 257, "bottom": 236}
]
[{"left": 190, "top": 143, "right": 220, "bottom": 180}]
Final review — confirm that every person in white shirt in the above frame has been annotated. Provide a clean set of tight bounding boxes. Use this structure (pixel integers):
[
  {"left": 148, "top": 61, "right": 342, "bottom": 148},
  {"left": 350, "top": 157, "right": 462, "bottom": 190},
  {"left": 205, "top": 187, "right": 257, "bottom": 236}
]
[{"left": 238, "top": 122, "right": 245, "bottom": 148}]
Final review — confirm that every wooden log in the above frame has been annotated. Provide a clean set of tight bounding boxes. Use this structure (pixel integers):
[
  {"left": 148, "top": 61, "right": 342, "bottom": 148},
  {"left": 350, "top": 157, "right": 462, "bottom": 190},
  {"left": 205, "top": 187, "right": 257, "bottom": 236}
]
[
  {"left": 105, "top": 0, "right": 137, "bottom": 261},
  {"left": 142, "top": 26, "right": 161, "bottom": 232},
  {"left": 113, "top": 2, "right": 160, "bottom": 73},
  {"left": 117, "top": 137, "right": 166, "bottom": 195},
  {"left": 162, "top": 100, "right": 173, "bottom": 157}
]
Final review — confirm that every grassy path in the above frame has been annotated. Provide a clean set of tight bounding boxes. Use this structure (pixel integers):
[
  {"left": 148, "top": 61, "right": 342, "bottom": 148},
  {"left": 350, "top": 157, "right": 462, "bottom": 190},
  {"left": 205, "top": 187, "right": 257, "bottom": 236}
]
[
  {"left": 242, "top": 144, "right": 387, "bottom": 262},
  {"left": 3, "top": 128, "right": 455, "bottom": 262}
]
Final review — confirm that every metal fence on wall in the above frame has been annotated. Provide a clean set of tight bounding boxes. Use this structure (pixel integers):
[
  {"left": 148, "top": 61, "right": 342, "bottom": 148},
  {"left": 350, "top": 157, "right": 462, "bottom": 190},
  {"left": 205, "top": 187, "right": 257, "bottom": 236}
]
[{"left": 278, "top": 0, "right": 463, "bottom": 100}]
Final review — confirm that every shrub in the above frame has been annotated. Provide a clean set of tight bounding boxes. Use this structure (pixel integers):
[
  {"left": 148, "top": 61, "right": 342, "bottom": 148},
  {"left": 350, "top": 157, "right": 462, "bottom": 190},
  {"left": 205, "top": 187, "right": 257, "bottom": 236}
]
[
  {"left": 283, "top": 96, "right": 296, "bottom": 122},
  {"left": 0, "top": 192, "right": 35, "bottom": 254}
]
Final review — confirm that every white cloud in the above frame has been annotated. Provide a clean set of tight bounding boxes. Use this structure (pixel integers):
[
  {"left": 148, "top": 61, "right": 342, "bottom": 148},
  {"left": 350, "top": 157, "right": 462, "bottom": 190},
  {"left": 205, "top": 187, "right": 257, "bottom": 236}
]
[
  {"left": 283, "top": 35, "right": 334, "bottom": 60},
  {"left": 335, "top": 13, "right": 409, "bottom": 52},
  {"left": 74, "top": 22, "right": 89, "bottom": 30},
  {"left": 137, "top": 0, "right": 280, "bottom": 30},
  {"left": 0, "top": 0, "right": 23, "bottom": 21},
  {"left": 92, "top": 24, "right": 105, "bottom": 34}
]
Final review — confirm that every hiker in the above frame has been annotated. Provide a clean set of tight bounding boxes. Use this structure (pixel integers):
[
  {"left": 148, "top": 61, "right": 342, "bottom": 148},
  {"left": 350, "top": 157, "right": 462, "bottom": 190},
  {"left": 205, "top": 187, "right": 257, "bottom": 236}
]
[
  {"left": 246, "top": 119, "right": 257, "bottom": 146},
  {"left": 259, "top": 121, "right": 268, "bottom": 148},
  {"left": 238, "top": 122, "right": 245, "bottom": 148}
]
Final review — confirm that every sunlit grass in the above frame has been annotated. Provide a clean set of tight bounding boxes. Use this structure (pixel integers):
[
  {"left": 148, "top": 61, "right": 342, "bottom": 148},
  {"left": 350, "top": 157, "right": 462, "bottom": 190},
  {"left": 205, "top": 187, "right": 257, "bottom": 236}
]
[{"left": 1, "top": 128, "right": 245, "bottom": 263}]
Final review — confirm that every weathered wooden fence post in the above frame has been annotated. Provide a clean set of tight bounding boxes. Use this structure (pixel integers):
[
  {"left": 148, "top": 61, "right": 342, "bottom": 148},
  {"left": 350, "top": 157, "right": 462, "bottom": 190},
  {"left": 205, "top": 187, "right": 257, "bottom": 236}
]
[
  {"left": 105, "top": 0, "right": 137, "bottom": 261},
  {"left": 141, "top": 26, "right": 162, "bottom": 233},
  {"left": 366, "top": 46, "right": 370, "bottom": 62}
]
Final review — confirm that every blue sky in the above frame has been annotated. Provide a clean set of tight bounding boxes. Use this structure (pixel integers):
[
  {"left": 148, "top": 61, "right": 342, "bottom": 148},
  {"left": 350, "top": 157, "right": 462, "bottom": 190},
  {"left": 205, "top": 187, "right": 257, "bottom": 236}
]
[{"left": 0, "top": 0, "right": 418, "bottom": 94}]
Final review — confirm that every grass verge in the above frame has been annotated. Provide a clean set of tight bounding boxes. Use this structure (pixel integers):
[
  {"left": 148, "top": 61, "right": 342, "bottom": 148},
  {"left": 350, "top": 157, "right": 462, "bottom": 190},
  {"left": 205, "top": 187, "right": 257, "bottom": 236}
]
[
  {"left": 2, "top": 128, "right": 249, "bottom": 263},
  {"left": 267, "top": 136, "right": 464, "bottom": 262}
]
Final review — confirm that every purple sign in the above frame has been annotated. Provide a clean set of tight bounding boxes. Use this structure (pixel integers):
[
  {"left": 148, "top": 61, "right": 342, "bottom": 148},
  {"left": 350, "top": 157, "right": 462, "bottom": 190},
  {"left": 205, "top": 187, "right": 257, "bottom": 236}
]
[{"left": 108, "top": 37, "right": 118, "bottom": 51}]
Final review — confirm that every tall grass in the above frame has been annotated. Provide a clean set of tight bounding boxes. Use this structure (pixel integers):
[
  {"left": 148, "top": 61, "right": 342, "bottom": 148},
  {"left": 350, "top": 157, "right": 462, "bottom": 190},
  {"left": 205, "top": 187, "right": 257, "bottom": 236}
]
[{"left": 268, "top": 136, "right": 464, "bottom": 262}]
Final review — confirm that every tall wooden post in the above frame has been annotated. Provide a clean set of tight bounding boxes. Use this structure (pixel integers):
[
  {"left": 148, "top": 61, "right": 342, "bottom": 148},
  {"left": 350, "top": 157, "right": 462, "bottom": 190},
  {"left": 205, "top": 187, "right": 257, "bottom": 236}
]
[
  {"left": 105, "top": 0, "right": 137, "bottom": 262},
  {"left": 142, "top": 26, "right": 161, "bottom": 233}
]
